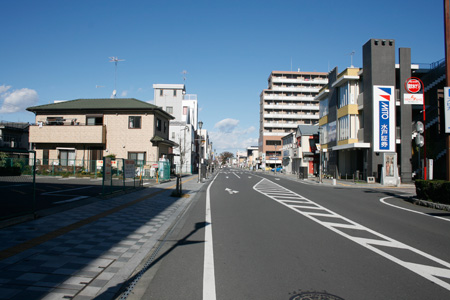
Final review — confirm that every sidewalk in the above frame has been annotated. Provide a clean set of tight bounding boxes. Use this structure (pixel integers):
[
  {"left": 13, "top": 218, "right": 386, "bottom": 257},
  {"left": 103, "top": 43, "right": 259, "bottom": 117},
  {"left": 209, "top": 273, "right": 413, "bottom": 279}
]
[
  {"left": 256, "top": 170, "right": 417, "bottom": 192},
  {"left": 0, "top": 175, "right": 203, "bottom": 300}
]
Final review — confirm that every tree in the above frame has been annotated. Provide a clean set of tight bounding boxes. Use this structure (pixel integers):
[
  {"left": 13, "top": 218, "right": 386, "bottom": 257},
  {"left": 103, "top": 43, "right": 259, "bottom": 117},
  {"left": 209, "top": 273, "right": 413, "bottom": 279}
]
[{"left": 219, "top": 151, "right": 234, "bottom": 165}]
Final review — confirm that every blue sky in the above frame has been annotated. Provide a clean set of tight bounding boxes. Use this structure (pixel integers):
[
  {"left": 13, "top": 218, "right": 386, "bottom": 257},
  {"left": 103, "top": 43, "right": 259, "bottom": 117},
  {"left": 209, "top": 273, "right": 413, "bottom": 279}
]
[{"left": 0, "top": 0, "right": 445, "bottom": 154}]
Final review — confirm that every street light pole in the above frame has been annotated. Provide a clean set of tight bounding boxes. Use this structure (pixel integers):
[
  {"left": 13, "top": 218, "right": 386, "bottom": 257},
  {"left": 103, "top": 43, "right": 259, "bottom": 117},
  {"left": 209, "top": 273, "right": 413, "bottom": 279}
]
[
  {"left": 198, "top": 121, "right": 203, "bottom": 183},
  {"left": 319, "top": 127, "right": 323, "bottom": 183}
]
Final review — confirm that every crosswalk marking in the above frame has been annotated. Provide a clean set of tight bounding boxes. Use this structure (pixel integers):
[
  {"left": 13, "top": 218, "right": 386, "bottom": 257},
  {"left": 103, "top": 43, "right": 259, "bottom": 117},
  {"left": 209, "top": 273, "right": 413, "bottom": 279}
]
[{"left": 253, "top": 178, "right": 450, "bottom": 292}]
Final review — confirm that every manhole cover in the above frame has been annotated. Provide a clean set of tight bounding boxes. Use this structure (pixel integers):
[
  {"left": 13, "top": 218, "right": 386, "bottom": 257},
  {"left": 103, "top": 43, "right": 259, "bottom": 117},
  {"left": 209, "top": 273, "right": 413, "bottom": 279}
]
[{"left": 290, "top": 292, "right": 345, "bottom": 300}]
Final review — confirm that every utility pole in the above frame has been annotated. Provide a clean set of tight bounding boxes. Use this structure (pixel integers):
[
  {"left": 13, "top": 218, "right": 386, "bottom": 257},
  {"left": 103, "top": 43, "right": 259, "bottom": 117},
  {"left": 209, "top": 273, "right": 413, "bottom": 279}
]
[{"left": 445, "top": 0, "right": 450, "bottom": 181}]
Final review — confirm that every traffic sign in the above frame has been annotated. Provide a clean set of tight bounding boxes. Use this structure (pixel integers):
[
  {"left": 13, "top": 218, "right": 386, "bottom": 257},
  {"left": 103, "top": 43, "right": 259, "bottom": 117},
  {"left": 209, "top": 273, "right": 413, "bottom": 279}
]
[{"left": 406, "top": 78, "right": 421, "bottom": 93}]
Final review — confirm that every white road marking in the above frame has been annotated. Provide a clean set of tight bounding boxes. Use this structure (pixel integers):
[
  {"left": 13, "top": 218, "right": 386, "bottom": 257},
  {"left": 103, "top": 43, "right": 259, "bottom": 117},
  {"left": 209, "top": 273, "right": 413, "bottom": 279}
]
[
  {"left": 42, "top": 186, "right": 93, "bottom": 195},
  {"left": 253, "top": 178, "right": 450, "bottom": 292},
  {"left": 380, "top": 197, "right": 450, "bottom": 222},
  {"left": 225, "top": 188, "right": 239, "bottom": 194},
  {"left": 203, "top": 174, "right": 217, "bottom": 300},
  {"left": 233, "top": 173, "right": 240, "bottom": 179},
  {"left": 54, "top": 196, "right": 89, "bottom": 204}
]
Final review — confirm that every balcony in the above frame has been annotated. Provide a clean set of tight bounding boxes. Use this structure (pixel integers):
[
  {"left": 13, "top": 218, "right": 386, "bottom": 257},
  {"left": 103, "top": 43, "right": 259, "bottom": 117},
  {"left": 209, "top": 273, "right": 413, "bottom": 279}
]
[
  {"left": 264, "top": 104, "right": 319, "bottom": 110},
  {"left": 263, "top": 94, "right": 316, "bottom": 101},
  {"left": 272, "top": 86, "right": 321, "bottom": 93},
  {"left": 30, "top": 125, "right": 106, "bottom": 144},
  {"left": 271, "top": 77, "right": 328, "bottom": 85}
]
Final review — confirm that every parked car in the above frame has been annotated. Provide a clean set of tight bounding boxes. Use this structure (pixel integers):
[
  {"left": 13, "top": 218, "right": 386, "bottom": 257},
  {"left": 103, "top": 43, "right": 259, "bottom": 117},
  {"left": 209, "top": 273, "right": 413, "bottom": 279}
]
[{"left": 271, "top": 166, "right": 283, "bottom": 172}]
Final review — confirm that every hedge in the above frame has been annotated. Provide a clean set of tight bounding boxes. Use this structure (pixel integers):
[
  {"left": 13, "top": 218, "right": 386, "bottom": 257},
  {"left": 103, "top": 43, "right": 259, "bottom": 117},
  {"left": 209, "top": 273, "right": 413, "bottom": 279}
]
[{"left": 415, "top": 180, "right": 450, "bottom": 204}]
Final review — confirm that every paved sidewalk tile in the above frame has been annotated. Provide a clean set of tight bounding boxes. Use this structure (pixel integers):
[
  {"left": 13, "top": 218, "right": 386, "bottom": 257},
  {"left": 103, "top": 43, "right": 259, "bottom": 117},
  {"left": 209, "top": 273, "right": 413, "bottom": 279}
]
[{"left": 0, "top": 175, "right": 201, "bottom": 300}]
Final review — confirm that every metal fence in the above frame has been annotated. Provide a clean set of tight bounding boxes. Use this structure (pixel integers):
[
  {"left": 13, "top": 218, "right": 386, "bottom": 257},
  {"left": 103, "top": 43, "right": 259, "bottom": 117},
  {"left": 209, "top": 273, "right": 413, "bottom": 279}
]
[{"left": 34, "top": 158, "right": 171, "bottom": 181}]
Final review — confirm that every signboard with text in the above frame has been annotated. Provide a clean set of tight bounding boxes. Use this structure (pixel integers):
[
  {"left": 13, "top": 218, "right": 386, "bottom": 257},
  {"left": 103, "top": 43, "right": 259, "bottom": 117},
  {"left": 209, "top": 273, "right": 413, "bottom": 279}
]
[
  {"left": 445, "top": 87, "right": 450, "bottom": 133},
  {"left": 404, "top": 77, "right": 424, "bottom": 105},
  {"left": 373, "top": 85, "right": 395, "bottom": 152}
]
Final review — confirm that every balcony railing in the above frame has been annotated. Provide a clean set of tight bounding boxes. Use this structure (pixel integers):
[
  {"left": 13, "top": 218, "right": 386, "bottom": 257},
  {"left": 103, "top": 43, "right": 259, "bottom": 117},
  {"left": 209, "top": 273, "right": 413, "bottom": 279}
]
[{"left": 30, "top": 124, "right": 106, "bottom": 144}]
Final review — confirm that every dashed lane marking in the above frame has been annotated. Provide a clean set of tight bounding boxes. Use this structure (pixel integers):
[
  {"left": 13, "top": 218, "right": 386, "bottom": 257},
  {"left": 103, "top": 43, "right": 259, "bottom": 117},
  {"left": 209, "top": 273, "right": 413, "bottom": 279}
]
[{"left": 253, "top": 178, "right": 450, "bottom": 292}]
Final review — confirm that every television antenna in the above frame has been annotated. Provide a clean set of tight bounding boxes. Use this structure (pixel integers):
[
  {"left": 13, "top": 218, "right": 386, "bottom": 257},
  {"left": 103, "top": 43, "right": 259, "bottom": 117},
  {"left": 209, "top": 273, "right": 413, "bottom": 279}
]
[
  {"left": 181, "top": 70, "right": 188, "bottom": 83},
  {"left": 348, "top": 51, "right": 355, "bottom": 68},
  {"left": 109, "top": 56, "right": 125, "bottom": 97}
]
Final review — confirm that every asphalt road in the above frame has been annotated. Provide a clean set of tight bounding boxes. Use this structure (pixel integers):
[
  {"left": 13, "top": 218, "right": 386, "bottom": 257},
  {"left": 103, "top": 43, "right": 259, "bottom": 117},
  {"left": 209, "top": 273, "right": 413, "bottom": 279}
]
[
  {"left": 1, "top": 176, "right": 145, "bottom": 219},
  {"left": 128, "top": 168, "right": 450, "bottom": 300}
]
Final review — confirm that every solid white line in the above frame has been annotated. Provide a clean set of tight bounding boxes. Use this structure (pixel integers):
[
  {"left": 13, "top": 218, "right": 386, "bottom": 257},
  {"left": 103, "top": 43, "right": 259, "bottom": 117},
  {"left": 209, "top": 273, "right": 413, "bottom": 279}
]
[
  {"left": 42, "top": 186, "right": 93, "bottom": 195},
  {"left": 380, "top": 197, "right": 450, "bottom": 222},
  {"left": 54, "top": 196, "right": 89, "bottom": 204},
  {"left": 233, "top": 172, "right": 240, "bottom": 179},
  {"left": 203, "top": 174, "right": 217, "bottom": 300},
  {"left": 253, "top": 178, "right": 450, "bottom": 291}
]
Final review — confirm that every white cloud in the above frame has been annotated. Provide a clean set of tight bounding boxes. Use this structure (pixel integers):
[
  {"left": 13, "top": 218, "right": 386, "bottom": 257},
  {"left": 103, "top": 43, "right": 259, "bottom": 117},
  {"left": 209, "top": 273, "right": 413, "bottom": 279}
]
[
  {"left": 0, "top": 85, "right": 39, "bottom": 113},
  {"left": 0, "top": 85, "right": 11, "bottom": 94},
  {"left": 214, "top": 118, "right": 240, "bottom": 133},
  {"left": 121, "top": 90, "right": 128, "bottom": 97}
]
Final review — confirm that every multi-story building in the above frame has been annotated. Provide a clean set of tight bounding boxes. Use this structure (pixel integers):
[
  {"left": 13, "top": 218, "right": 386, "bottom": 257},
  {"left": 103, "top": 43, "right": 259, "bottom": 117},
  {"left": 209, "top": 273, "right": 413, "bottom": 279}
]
[
  {"left": 27, "top": 98, "right": 176, "bottom": 171},
  {"left": 282, "top": 125, "right": 319, "bottom": 176},
  {"left": 153, "top": 84, "right": 199, "bottom": 174},
  {"left": 259, "top": 71, "right": 327, "bottom": 169},
  {"left": 316, "top": 38, "right": 446, "bottom": 184},
  {"left": 246, "top": 146, "right": 259, "bottom": 170},
  {"left": 0, "top": 121, "right": 30, "bottom": 157}
]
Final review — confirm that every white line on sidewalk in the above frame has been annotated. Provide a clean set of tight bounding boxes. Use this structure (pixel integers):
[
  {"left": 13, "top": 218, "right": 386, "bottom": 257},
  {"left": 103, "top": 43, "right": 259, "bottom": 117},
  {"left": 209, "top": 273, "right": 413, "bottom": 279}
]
[{"left": 203, "top": 174, "right": 218, "bottom": 300}]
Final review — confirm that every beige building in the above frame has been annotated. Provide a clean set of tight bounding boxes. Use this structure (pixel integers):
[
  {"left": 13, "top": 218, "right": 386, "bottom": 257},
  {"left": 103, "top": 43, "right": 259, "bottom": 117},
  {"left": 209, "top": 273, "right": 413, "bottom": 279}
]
[
  {"left": 27, "top": 98, "right": 176, "bottom": 170},
  {"left": 259, "top": 71, "right": 327, "bottom": 168}
]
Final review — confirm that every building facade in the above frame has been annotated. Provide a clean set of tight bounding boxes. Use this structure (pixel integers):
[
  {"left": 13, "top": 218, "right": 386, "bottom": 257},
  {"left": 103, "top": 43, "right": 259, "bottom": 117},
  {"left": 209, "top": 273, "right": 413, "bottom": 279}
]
[
  {"left": 153, "top": 84, "right": 199, "bottom": 174},
  {"left": 316, "top": 38, "right": 446, "bottom": 184},
  {"left": 27, "top": 98, "right": 176, "bottom": 171},
  {"left": 259, "top": 71, "right": 327, "bottom": 169}
]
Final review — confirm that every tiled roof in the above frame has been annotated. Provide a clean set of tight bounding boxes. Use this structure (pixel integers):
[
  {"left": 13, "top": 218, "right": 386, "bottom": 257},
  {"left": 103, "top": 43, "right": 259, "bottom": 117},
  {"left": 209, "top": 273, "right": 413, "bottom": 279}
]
[{"left": 27, "top": 98, "right": 160, "bottom": 111}]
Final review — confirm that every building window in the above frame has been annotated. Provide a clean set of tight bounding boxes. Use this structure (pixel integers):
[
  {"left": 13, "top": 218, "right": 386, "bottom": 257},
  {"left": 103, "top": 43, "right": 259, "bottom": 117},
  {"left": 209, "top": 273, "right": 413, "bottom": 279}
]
[
  {"left": 86, "top": 116, "right": 103, "bottom": 125},
  {"left": 156, "top": 118, "right": 162, "bottom": 131},
  {"left": 59, "top": 150, "right": 75, "bottom": 166},
  {"left": 172, "top": 132, "right": 175, "bottom": 139},
  {"left": 266, "top": 140, "right": 281, "bottom": 146},
  {"left": 128, "top": 116, "right": 141, "bottom": 129},
  {"left": 166, "top": 106, "right": 173, "bottom": 114},
  {"left": 183, "top": 106, "right": 188, "bottom": 115},
  {"left": 46, "top": 117, "right": 64, "bottom": 125},
  {"left": 160, "top": 89, "right": 163, "bottom": 96},
  {"left": 173, "top": 90, "right": 177, "bottom": 96},
  {"left": 128, "top": 152, "right": 146, "bottom": 165}
]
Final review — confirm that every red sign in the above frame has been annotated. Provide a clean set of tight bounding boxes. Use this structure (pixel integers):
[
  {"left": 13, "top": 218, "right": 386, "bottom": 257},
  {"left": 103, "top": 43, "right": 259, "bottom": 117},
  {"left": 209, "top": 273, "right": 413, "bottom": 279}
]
[{"left": 406, "top": 78, "right": 421, "bottom": 93}]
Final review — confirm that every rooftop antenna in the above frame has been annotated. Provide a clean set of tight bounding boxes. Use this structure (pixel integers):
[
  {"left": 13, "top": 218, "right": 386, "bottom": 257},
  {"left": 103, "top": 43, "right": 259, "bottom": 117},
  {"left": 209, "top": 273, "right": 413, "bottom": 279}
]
[
  {"left": 348, "top": 51, "right": 355, "bottom": 68},
  {"left": 182, "top": 70, "right": 187, "bottom": 83},
  {"left": 109, "top": 56, "right": 125, "bottom": 98}
]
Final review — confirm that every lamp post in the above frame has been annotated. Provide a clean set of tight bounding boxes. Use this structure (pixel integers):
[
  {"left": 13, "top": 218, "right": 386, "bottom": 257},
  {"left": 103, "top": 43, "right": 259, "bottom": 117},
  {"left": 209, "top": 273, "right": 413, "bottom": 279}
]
[
  {"left": 180, "top": 125, "right": 189, "bottom": 175},
  {"left": 318, "top": 127, "right": 323, "bottom": 183},
  {"left": 198, "top": 121, "right": 203, "bottom": 182}
]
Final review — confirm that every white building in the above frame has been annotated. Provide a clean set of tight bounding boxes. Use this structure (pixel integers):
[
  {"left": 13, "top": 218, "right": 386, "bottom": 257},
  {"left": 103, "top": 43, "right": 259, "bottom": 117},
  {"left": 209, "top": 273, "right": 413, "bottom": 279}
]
[
  {"left": 153, "top": 84, "right": 199, "bottom": 174},
  {"left": 259, "top": 71, "right": 328, "bottom": 169}
]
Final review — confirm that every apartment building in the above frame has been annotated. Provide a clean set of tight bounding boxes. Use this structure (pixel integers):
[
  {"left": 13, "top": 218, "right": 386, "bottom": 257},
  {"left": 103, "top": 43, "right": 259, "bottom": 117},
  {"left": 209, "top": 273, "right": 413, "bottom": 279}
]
[
  {"left": 27, "top": 98, "right": 176, "bottom": 171},
  {"left": 259, "top": 71, "right": 327, "bottom": 169},
  {"left": 153, "top": 84, "right": 199, "bottom": 174}
]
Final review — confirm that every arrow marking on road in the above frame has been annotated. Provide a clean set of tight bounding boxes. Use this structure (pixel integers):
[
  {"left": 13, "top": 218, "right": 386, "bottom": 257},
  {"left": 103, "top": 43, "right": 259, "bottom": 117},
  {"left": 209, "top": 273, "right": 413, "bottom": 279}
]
[{"left": 225, "top": 188, "right": 239, "bottom": 194}]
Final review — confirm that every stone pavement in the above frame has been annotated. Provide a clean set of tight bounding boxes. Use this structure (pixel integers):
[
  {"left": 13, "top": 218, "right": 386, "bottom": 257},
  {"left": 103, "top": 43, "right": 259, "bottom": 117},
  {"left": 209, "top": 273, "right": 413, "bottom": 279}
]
[{"left": 0, "top": 175, "right": 203, "bottom": 300}]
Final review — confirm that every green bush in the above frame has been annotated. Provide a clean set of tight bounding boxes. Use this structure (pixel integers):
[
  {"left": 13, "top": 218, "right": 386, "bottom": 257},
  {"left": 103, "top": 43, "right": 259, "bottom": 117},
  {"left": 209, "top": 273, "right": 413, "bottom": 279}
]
[{"left": 415, "top": 180, "right": 450, "bottom": 204}]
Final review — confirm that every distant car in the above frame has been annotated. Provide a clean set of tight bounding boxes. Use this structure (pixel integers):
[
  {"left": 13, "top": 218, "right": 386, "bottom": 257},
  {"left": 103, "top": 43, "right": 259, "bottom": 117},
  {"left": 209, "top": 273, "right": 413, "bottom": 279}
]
[
  {"left": 271, "top": 166, "right": 283, "bottom": 172},
  {"left": 265, "top": 166, "right": 272, "bottom": 171}
]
